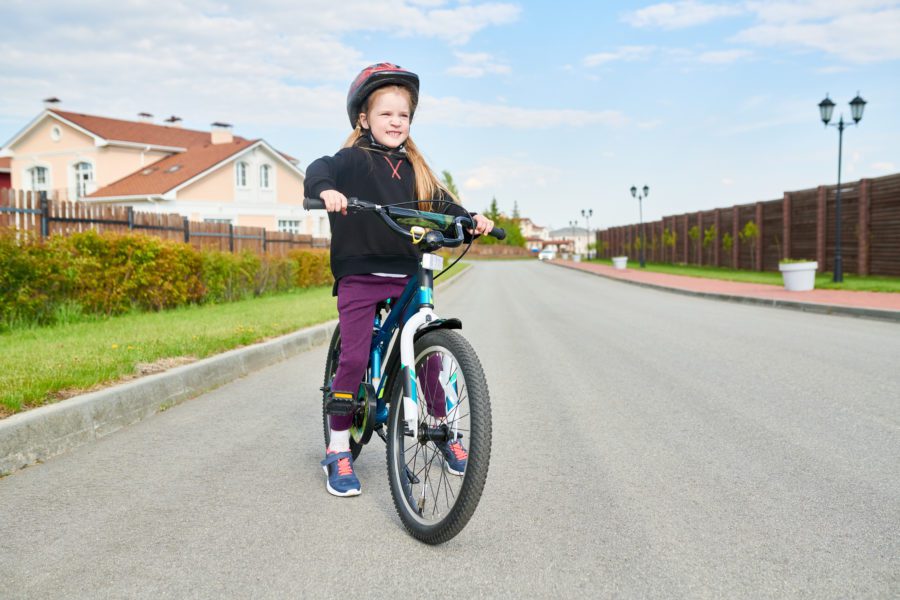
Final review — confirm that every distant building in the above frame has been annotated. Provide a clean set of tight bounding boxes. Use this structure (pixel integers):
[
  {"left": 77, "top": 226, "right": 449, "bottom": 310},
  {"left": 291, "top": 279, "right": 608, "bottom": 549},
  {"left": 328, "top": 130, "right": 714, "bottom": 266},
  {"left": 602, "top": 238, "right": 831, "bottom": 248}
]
[
  {"left": 0, "top": 157, "right": 10, "bottom": 189},
  {"left": 0, "top": 105, "right": 328, "bottom": 237},
  {"left": 548, "top": 226, "right": 590, "bottom": 255}
]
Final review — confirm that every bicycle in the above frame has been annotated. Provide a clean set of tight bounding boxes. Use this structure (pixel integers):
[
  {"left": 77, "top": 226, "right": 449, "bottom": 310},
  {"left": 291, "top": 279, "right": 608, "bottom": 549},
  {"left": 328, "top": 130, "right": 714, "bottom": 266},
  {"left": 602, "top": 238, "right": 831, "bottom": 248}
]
[{"left": 304, "top": 196, "right": 505, "bottom": 544}]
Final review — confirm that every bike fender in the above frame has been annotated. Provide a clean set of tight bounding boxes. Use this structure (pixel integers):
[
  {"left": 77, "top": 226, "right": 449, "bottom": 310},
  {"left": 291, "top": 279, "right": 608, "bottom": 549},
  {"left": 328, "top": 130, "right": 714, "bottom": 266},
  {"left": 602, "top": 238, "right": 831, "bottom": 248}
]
[{"left": 414, "top": 318, "right": 462, "bottom": 340}]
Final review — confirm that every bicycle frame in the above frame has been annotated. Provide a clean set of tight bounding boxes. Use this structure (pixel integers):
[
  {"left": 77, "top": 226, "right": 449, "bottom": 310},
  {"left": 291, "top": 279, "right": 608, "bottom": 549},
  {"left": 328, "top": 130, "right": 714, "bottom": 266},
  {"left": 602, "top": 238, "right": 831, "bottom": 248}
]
[{"left": 368, "top": 252, "right": 445, "bottom": 442}]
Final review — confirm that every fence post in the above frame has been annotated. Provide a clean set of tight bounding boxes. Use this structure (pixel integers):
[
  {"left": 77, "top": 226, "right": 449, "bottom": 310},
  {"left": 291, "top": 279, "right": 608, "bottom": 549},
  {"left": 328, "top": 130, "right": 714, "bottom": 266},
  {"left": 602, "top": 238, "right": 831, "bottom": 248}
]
[
  {"left": 228, "top": 223, "right": 234, "bottom": 252},
  {"left": 697, "top": 211, "right": 704, "bottom": 266},
  {"left": 183, "top": 217, "right": 190, "bottom": 244},
  {"left": 858, "top": 178, "right": 870, "bottom": 276},
  {"left": 782, "top": 192, "right": 791, "bottom": 261},
  {"left": 713, "top": 209, "right": 721, "bottom": 266},
  {"left": 755, "top": 202, "right": 763, "bottom": 271},
  {"left": 39, "top": 191, "right": 49, "bottom": 238},
  {"left": 127, "top": 206, "right": 134, "bottom": 231},
  {"left": 816, "top": 186, "right": 827, "bottom": 272},
  {"left": 732, "top": 206, "right": 740, "bottom": 269},
  {"left": 262, "top": 229, "right": 267, "bottom": 253}
]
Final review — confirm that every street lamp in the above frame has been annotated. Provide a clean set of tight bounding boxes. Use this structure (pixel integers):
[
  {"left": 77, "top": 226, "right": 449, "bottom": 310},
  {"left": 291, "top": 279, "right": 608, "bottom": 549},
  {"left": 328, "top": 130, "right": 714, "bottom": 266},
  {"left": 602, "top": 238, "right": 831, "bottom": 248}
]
[
  {"left": 581, "top": 208, "right": 593, "bottom": 258},
  {"left": 819, "top": 92, "right": 866, "bottom": 283},
  {"left": 630, "top": 184, "right": 649, "bottom": 267}
]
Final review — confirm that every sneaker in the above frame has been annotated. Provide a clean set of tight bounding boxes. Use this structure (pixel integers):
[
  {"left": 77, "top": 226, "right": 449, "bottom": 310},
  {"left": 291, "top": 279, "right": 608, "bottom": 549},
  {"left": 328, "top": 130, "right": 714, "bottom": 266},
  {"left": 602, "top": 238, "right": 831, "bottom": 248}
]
[
  {"left": 321, "top": 450, "right": 361, "bottom": 497},
  {"left": 436, "top": 438, "right": 467, "bottom": 476}
]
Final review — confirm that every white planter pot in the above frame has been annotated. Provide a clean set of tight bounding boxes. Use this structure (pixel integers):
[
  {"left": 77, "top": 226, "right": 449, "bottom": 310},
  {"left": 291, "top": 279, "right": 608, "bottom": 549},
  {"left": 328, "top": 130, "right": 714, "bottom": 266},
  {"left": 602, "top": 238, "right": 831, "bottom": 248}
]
[
  {"left": 612, "top": 256, "right": 628, "bottom": 270},
  {"left": 779, "top": 261, "right": 818, "bottom": 291}
]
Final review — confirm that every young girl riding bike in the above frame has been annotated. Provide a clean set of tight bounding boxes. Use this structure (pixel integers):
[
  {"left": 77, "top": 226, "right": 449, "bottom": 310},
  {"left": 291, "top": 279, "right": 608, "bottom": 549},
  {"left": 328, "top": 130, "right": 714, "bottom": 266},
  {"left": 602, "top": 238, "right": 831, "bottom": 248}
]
[{"left": 304, "top": 63, "right": 494, "bottom": 497}]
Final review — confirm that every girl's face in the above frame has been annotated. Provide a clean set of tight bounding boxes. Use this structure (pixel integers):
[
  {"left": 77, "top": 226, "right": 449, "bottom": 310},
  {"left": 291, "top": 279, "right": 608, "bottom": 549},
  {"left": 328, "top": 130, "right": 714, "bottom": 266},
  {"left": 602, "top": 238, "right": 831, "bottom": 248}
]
[{"left": 359, "top": 86, "right": 411, "bottom": 149}]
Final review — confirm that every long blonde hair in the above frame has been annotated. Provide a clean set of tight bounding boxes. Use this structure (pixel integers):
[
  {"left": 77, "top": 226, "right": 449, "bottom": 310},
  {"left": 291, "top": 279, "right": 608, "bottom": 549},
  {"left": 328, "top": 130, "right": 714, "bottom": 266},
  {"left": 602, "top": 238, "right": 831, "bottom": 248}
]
[{"left": 342, "top": 85, "right": 456, "bottom": 210}]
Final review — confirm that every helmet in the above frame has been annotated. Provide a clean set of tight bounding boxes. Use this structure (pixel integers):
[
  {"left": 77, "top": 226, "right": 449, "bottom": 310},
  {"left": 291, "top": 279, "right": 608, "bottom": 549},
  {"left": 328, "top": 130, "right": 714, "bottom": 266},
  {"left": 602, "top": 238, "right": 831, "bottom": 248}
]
[{"left": 346, "top": 62, "right": 419, "bottom": 128}]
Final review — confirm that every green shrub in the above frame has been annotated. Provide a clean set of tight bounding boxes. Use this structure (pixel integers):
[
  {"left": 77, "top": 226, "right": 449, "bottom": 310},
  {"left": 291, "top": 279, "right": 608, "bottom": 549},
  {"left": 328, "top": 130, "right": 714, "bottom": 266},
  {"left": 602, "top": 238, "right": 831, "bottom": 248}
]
[
  {"left": 0, "top": 230, "right": 71, "bottom": 329},
  {"left": 290, "top": 249, "right": 332, "bottom": 288}
]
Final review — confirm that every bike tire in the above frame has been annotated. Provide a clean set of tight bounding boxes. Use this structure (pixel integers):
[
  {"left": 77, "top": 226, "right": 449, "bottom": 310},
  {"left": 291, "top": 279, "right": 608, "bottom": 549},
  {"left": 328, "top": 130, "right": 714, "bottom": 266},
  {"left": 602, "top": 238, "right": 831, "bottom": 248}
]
[
  {"left": 385, "top": 329, "right": 492, "bottom": 544},
  {"left": 321, "top": 326, "right": 364, "bottom": 460}
]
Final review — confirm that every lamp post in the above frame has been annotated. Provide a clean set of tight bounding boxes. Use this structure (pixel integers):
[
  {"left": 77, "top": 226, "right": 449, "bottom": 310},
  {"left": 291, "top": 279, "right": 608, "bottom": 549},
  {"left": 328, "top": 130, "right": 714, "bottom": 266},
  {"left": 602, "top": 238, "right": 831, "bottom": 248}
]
[
  {"left": 818, "top": 92, "right": 866, "bottom": 283},
  {"left": 581, "top": 208, "right": 593, "bottom": 258},
  {"left": 630, "top": 185, "right": 649, "bottom": 267}
]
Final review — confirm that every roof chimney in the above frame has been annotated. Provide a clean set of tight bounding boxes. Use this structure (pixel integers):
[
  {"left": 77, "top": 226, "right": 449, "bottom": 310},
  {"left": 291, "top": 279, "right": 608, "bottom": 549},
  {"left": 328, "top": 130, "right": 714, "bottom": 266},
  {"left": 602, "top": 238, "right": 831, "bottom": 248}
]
[
  {"left": 164, "top": 115, "right": 183, "bottom": 128},
  {"left": 138, "top": 112, "right": 153, "bottom": 123},
  {"left": 43, "top": 97, "right": 61, "bottom": 109},
  {"left": 211, "top": 122, "right": 233, "bottom": 145}
]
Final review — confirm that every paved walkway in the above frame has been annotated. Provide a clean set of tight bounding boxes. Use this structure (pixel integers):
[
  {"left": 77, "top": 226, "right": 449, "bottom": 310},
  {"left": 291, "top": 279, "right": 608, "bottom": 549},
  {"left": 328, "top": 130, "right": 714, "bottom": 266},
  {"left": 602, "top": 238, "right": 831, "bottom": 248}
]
[{"left": 552, "top": 260, "right": 900, "bottom": 322}]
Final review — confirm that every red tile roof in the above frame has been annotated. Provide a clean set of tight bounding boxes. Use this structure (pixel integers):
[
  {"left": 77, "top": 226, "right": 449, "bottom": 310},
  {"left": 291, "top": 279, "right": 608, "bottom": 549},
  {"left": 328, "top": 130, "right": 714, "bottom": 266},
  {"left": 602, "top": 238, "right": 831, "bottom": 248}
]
[
  {"left": 0, "top": 157, "right": 10, "bottom": 171},
  {"left": 50, "top": 109, "right": 216, "bottom": 148},
  {"left": 88, "top": 138, "right": 256, "bottom": 198}
]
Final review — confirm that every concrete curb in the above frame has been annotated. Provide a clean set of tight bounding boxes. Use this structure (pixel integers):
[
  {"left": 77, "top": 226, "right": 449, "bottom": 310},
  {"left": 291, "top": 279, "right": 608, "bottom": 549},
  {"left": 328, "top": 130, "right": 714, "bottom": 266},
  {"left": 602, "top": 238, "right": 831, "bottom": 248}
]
[
  {"left": 0, "top": 266, "right": 474, "bottom": 477},
  {"left": 551, "top": 261, "right": 900, "bottom": 323}
]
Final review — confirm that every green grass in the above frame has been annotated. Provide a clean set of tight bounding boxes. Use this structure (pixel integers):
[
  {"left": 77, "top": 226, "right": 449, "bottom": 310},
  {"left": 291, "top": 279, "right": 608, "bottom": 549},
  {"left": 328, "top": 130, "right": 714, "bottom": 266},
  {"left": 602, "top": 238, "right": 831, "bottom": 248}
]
[
  {"left": 0, "top": 262, "right": 472, "bottom": 418},
  {"left": 588, "top": 259, "right": 900, "bottom": 293}
]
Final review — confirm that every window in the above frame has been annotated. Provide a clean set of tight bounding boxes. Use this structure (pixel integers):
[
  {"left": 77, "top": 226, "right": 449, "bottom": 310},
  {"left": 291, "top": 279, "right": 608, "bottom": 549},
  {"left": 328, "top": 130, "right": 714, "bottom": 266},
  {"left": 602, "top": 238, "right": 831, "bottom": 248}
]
[
  {"left": 203, "top": 218, "right": 233, "bottom": 224},
  {"left": 28, "top": 166, "right": 49, "bottom": 191},
  {"left": 260, "top": 164, "right": 272, "bottom": 189},
  {"left": 278, "top": 219, "right": 302, "bottom": 234},
  {"left": 73, "top": 161, "right": 93, "bottom": 199},
  {"left": 235, "top": 161, "right": 249, "bottom": 187},
  {"left": 50, "top": 126, "right": 62, "bottom": 142}
]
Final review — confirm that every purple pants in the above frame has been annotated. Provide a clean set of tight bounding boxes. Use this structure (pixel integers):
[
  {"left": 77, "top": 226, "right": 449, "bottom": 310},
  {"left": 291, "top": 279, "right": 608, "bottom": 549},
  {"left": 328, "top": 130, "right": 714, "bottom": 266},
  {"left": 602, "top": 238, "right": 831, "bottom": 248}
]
[{"left": 330, "top": 275, "right": 447, "bottom": 431}]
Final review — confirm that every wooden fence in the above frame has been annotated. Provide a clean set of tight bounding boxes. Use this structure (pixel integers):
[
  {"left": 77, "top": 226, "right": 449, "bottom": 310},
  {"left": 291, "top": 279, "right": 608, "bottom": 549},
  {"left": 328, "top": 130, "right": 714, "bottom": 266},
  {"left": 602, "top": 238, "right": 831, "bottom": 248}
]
[
  {"left": 598, "top": 172, "right": 900, "bottom": 276},
  {"left": 0, "top": 189, "right": 328, "bottom": 256}
]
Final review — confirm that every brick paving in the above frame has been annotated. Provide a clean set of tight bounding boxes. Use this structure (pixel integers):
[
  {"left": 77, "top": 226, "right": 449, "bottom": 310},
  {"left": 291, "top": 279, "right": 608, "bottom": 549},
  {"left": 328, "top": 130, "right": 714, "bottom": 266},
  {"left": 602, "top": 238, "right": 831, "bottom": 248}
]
[{"left": 552, "top": 260, "right": 900, "bottom": 319}]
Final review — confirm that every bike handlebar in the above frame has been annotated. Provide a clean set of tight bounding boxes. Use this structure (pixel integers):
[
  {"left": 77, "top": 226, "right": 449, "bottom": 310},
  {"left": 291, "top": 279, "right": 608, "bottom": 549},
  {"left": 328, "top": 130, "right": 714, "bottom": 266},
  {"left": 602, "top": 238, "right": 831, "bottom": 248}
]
[{"left": 303, "top": 197, "right": 507, "bottom": 244}]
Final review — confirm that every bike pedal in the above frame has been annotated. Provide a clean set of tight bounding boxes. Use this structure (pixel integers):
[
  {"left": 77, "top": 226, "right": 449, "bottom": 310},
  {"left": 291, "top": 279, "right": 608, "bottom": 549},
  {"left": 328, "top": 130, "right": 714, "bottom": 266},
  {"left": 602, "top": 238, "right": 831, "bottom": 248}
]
[{"left": 324, "top": 392, "right": 356, "bottom": 416}]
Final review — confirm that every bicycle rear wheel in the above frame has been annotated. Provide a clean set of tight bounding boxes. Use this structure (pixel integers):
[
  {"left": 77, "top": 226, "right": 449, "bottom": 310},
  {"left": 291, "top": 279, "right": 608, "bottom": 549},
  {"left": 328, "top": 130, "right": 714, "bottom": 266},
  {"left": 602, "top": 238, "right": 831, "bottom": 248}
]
[{"left": 386, "top": 329, "right": 492, "bottom": 544}]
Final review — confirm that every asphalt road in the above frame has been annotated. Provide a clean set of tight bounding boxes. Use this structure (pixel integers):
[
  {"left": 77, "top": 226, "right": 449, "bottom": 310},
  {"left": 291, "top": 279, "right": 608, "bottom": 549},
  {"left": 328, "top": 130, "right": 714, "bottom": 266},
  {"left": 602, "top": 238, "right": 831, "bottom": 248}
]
[{"left": 2, "top": 261, "right": 898, "bottom": 599}]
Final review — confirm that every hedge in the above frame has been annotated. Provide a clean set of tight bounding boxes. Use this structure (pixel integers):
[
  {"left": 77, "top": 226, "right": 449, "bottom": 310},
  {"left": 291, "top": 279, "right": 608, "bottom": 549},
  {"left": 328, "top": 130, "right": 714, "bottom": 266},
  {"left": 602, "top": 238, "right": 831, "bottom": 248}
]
[{"left": 0, "top": 229, "right": 332, "bottom": 331}]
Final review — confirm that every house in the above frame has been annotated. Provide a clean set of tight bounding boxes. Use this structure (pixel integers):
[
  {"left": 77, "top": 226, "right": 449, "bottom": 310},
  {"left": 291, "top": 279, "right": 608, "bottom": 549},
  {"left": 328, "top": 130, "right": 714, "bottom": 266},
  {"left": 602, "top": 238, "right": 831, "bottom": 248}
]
[
  {"left": 0, "top": 105, "right": 327, "bottom": 237},
  {"left": 0, "top": 157, "right": 10, "bottom": 189},
  {"left": 548, "top": 226, "right": 590, "bottom": 255},
  {"left": 514, "top": 217, "right": 550, "bottom": 253}
]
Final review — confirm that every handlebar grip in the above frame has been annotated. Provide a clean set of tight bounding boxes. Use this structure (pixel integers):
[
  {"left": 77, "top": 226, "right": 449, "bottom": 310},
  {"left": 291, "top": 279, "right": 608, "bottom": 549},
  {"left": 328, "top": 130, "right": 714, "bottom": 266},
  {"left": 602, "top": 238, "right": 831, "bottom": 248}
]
[
  {"left": 489, "top": 227, "right": 506, "bottom": 241},
  {"left": 303, "top": 197, "right": 326, "bottom": 210}
]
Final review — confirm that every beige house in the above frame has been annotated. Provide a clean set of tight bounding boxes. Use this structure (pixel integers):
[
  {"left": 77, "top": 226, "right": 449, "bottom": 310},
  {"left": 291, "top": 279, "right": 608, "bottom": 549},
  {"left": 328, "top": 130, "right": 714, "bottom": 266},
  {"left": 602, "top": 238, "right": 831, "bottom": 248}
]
[{"left": 0, "top": 107, "right": 328, "bottom": 237}]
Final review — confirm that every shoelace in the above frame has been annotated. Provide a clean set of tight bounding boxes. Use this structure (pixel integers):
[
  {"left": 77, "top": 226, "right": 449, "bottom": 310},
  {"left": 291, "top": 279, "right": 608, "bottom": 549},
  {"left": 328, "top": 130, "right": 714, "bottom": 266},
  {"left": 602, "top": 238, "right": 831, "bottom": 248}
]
[
  {"left": 449, "top": 441, "right": 468, "bottom": 460},
  {"left": 336, "top": 457, "right": 353, "bottom": 476}
]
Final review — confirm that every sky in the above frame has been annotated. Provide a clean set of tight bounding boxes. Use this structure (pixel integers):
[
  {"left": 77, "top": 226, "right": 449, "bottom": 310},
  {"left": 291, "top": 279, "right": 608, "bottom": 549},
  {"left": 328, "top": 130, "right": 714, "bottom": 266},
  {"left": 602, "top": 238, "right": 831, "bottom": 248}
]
[{"left": 1, "top": 0, "right": 899, "bottom": 231}]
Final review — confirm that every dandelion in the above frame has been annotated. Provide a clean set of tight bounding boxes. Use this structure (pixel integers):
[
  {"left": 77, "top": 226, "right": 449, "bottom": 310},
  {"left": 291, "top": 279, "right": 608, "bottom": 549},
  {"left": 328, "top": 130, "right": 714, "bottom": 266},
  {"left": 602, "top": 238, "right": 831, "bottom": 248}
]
[{"left": 111, "top": 344, "right": 119, "bottom": 349}]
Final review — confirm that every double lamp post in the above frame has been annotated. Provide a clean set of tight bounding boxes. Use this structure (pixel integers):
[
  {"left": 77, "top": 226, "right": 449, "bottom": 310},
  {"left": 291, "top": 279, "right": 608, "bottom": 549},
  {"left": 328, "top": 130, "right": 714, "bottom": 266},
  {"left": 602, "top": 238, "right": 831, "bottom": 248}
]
[
  {"left": 630, "top": 185, "right": 649, "bottom": 267},
  {"left": 818, "top": 92, "right": 866, "bottom": 283}
]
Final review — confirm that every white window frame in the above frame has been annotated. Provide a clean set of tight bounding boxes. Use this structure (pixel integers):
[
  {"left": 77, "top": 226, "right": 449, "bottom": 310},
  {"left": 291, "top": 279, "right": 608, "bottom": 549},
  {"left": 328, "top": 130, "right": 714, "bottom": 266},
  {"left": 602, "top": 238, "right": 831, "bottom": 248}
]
[
  {"left": 71, "top": 160, "right": 95, "bottom": 200},
  {"left": 235, "top": 161, "right": 249, "bottom": 188},
  {"left": 277, "top": 219, "right": 303, "bottom": 234},
  {"left": 27, "top": 165, "right": 51, "bottom": 192},
  {"left": 260, "top": 163, "right": 273, "bottom": 190}
]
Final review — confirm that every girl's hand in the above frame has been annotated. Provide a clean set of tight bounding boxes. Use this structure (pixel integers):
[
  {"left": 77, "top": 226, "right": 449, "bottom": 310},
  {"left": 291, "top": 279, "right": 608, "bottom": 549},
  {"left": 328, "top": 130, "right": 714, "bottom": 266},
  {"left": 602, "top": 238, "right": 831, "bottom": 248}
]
[
  {"left": 321, "top": 189, "right": 348, "bottom": 215},
  {"left": 471, "top": 214, "right": 494, "bottom": 236}
]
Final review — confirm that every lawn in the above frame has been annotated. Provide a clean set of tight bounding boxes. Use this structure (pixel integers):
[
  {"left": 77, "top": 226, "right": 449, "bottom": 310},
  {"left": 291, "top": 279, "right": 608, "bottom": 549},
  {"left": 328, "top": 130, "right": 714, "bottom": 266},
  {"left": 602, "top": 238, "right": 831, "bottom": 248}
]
[
  {"left": 587, "top": 259, "right": 900, "bottom": 293},
  {"left": 0, "top": 261, "right": 471, "bottom": 417}
]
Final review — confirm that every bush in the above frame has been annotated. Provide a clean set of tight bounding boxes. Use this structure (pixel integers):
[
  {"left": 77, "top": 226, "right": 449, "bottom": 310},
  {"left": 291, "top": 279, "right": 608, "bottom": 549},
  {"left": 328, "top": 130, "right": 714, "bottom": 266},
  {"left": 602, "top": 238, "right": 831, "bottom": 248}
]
[
  {"left": 0, "top": 229, "right": 334, "bottom": 331},
  {"left": 290, "top": 249, "right": 332, "bottom": 288}
]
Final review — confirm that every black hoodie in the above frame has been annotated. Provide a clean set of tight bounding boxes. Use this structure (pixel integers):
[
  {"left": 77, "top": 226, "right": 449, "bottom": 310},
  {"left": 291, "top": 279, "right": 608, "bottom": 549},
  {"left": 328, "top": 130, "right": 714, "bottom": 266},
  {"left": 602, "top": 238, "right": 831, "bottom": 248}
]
[{"left": 304, "top": 138, "right": 468, "bottom": 284}]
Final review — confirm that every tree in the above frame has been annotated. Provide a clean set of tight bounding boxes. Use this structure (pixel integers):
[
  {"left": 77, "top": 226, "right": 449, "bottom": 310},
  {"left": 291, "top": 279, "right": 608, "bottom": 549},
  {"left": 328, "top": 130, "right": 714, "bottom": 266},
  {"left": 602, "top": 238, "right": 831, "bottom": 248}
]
[
  {"left": 703, "top": 225, "right": 718, "bottom": 264},
  {"left": 738, "top": 220, "right": 760, "bottom": 270},
  {"left": 512, "top": 201, "right": 520, "bottom": 219},
  {"left": 441, "top": 170, "right": 460, "bottom": 201}
]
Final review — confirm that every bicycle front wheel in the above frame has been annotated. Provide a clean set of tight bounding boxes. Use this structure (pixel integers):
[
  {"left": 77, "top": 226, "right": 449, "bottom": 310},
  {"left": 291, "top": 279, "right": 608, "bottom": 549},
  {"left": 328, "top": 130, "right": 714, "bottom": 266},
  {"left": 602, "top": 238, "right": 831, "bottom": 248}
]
[{"left": 386, "top": 329, "right": 492, "bottom": 544}]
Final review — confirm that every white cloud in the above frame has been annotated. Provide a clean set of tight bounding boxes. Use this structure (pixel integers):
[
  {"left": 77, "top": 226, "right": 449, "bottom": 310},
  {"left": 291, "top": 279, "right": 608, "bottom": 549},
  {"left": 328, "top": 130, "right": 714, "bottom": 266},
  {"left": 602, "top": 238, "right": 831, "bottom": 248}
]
[
  {"left": 733, "top": 7, "right": 900, "bottom": 62},
  {"left": 697, "top": 49, "right": 752, "bottom": 63},
  {"left": 447, "top": 52, "right": 511, "bottom": 77},
  {"left": 460, "top": 157, "right": 561, "bottom": 196},
  {"left": 584, "top": 46, "right": 655, "bottom": 66},
  {"left": 420, "top": 96, "right": 628, "bottom": 128},
  {"left": 624, "top": 1, "right": 745, "bottom": 29},
  {"left": 722, "top": 177, "right": 735, "bottom": 186},
  {"left": 872, "top": 161, "right": 896, "bottom": 172}
]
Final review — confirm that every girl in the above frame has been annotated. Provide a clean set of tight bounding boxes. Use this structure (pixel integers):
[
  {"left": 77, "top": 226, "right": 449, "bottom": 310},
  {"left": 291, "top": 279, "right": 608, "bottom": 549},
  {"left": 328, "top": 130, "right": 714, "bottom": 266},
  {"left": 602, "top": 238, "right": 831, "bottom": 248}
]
[{"left": 304, "top": 63, "right": 494, "bottom": 497}]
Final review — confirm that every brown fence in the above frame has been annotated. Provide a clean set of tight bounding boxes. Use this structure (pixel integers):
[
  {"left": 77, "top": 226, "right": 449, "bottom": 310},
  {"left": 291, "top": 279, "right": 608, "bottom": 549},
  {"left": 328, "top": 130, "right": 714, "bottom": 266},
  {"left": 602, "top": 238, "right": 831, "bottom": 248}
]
[
  {"left": 0, "top": 189, "right": 328, "bottom": 255},
  {"left": 597, "top": 172, "right": 900, "bottom": 276}
]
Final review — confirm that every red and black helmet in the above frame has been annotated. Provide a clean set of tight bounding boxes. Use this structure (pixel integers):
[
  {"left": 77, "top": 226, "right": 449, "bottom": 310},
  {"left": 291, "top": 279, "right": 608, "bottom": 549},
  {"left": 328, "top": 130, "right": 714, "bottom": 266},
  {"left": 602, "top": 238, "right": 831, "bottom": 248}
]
[{"left": 346, "top": 62, "right": 420, "bottom": 128}]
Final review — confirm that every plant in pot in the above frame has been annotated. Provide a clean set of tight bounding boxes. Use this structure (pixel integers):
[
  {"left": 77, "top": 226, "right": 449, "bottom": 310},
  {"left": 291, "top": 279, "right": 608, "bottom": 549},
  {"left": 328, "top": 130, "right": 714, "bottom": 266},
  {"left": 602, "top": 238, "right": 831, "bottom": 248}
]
[{"left": 778, "top": 258, "right": 818, "bottom": 291}]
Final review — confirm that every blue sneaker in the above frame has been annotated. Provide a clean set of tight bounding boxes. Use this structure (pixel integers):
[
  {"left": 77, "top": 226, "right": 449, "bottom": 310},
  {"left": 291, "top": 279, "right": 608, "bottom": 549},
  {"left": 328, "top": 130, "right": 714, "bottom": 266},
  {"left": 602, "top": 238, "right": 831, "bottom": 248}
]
[
  {"left": 436, "top": 438, "right": 467, "bottom": 476},
  {"left": 321, "top": 450, "right": 361, "bottom": 497}
]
